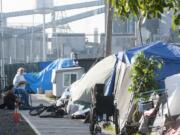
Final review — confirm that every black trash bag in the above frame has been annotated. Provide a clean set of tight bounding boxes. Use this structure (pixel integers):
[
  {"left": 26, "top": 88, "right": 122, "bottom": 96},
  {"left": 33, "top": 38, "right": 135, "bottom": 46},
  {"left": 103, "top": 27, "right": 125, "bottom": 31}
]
[
  {"left": 55, "top": 108, "right": 67, "bottom": 118},
  {"left": 29, "top": 104, "right": 47, "bottom": 116},
  {"left": 39, "top": 105, "right": 66, "bottom": 118}
]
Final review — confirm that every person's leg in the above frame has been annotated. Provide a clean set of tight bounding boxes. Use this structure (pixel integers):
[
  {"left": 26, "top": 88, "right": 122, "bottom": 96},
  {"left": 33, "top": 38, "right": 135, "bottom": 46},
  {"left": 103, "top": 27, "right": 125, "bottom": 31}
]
[
  {"left": 15, "top": 89, "right": 26, "bottom": 106},
  {"left": 14, "top": 89, "right": 22, "bottom": 103},
  {"left": 13, "top": 88, "right": 18, "bottom": 95},
  {"left": 21, "top": 90, "right": 29, "bottom": 106}
]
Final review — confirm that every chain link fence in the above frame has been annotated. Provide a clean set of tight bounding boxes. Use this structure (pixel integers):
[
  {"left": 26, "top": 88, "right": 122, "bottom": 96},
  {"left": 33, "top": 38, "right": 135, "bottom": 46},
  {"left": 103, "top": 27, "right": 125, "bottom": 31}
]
[{"left": 0, "top": 75, "right": 7, "bottom": 90}]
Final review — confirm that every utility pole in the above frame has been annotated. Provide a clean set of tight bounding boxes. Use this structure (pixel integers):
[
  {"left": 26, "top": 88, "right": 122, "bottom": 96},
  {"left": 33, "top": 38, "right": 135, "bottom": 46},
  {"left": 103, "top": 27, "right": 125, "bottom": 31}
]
[
  {"left": 0, "top": 0, "right": 4, "bottom": 76},
  {"left": 105, "top": 0, "right": 113, "bottom": 56}
]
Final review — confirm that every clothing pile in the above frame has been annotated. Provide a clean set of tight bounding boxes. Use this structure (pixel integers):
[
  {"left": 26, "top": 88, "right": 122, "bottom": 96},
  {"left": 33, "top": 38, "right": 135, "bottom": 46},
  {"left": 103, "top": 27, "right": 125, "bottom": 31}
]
[
  {"left": 29, "top": 104, "right": 67, "bottom": 118},
  {"left": 29, "top": 89, "right": 70, "bottom": 118},
  {"left": 29, "top": 88, "right": 90, "bottom": 119}
]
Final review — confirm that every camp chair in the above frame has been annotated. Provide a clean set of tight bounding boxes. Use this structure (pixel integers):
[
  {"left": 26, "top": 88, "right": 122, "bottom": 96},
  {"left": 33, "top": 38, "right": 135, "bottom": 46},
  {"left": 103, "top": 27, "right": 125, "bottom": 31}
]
[{"left": 89, "top": 83, "right": 120, "bottom": 135}]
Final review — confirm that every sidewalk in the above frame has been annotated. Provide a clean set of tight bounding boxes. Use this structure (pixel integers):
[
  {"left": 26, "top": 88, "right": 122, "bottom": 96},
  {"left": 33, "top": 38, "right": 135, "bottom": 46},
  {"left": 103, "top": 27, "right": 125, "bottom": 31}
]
[
  {"left": 20, "top": 94, "right": 90, "bottom": 135},
  {"left": 0, "top": 110, "right": 36, "bottom": 135}
]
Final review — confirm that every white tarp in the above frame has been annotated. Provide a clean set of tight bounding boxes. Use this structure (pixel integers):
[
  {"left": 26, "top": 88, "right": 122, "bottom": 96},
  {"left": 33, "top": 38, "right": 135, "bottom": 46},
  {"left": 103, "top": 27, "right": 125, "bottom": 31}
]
[
  {"left": 70, "top": 55, "right": 116, "bottom": 104},
  {"left": 165, "top": 73, "right": 180, "bottom": 116},
  {"left": 70, "top": 54, "right": 133, "bottom": 130},
  {"left": 114, "top": 62, "right": 132, "bottom": 128}
]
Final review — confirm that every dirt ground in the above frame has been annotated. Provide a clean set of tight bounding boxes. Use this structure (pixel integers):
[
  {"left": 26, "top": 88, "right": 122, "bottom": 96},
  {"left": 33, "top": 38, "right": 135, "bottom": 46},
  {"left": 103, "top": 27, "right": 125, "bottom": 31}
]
[{"left": 0, "top": 109, "right": 36, "bottom": 135}]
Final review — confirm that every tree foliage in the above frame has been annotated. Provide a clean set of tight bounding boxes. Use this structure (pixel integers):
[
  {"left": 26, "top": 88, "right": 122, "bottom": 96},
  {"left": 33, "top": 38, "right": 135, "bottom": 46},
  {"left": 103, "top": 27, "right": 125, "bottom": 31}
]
[
  {"left": 110, "top": 0, "right": 180, "bottom": 33},
  {"left": 128, "top": 52, "right": 163, "bottom": 99},
  {"left": 127, "top": 52, "right": 163, "bottom": 132}
]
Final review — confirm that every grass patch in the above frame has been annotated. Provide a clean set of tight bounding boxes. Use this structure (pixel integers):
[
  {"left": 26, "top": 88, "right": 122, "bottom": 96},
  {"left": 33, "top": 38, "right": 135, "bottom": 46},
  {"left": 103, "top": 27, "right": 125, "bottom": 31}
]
[{"left": 103, "top": 123, "right": 115, "bottom": 134}]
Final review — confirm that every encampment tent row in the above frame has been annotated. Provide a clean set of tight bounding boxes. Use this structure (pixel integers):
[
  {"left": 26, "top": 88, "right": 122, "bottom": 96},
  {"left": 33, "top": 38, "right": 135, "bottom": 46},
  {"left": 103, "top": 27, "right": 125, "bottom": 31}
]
[
  {"left": 24, "top": 41, "right": 180, "bottom": 132},
  {"left": 69, "top": 41, "right": 180, "bottom": 130}
]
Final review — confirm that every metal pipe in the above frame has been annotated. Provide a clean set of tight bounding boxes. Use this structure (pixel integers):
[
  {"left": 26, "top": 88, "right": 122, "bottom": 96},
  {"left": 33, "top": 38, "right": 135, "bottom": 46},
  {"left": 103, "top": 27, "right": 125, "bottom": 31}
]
[
  {"left": 3, "top": 0, "right": 104, "bottom": 18},
  {"left": 42, "top": 14, "right": 46, "bottom": 61}
]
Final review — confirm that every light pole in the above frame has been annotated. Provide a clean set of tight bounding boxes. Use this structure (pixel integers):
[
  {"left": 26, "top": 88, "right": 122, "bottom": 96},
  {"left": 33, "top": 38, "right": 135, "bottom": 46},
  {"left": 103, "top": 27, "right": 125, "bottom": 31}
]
[
  {"left": 30, "top": 15, "right": 34, "bottom": 62},
  {"left": 13, "top": 34, "right": 17, "bottom": 63}
]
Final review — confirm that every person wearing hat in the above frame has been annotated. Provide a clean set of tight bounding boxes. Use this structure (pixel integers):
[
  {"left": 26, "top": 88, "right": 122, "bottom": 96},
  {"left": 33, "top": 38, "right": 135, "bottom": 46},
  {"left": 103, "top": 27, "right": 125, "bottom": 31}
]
[{"left": 13, "top": 67, "right": 29, "bottom": 107}]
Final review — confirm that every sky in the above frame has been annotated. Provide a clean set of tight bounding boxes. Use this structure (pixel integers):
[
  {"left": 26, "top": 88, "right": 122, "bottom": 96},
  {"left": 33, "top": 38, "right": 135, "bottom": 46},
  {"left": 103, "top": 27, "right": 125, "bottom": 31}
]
[{"left": 2, "top": 0, "right": 105, "bottom": 35}]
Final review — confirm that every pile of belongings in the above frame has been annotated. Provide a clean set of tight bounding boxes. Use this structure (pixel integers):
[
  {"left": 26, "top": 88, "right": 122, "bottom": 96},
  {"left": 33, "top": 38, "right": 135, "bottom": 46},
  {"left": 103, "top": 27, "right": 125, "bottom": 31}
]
[
  {"left": 0, "top": 85, "right": 17, "bottom": 110},
  {"left": 29, "top": 88, "right": 90, "bottom": 119},
  {"left": 29, "top": 104, "right": 67, "bottom": 118},
  {"left": 29, "top": 88, "right": 70, "bottom": 118}
]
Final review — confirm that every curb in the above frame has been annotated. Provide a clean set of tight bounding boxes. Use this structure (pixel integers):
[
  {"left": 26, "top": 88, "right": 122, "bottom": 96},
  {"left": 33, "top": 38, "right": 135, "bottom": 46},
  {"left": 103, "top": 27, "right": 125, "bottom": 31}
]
[{"left": 20, "top": 112, "right": 41, "bottom": 135}]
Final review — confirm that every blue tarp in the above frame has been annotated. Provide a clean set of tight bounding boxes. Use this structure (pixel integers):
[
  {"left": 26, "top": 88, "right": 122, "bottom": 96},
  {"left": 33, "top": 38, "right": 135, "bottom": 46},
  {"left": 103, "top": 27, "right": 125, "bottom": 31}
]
[
  {"left": 106, "top": 41, "right": 180, "bottom": 95},
  {"left": 123, "top": 41, "right": 180, "bottom": 81},
  {"left": 105, "top": 54, "right": 119, "bottom": 96},
  {"left": 38, "top": 61, "right": 52, "bottom": 70},
  {"left": 24, "top": 58, "right": 76, "bottom": 93}
]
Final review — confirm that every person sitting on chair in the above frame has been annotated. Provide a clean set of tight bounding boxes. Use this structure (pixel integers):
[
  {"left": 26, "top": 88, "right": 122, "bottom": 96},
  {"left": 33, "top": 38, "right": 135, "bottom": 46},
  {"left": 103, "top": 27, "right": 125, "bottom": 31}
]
[{"left": 13, "top": 67, "right": 29, "bottom": 107}]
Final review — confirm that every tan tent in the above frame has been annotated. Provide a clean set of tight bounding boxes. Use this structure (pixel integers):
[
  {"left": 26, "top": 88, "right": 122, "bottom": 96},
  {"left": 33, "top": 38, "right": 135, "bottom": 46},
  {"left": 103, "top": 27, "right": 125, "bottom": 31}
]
[
  {"left": 70, "top": 54, "right": 133, "bottom": 129},
  {"left": 70, "top": 55, "right": 116, "bottom": 104}
]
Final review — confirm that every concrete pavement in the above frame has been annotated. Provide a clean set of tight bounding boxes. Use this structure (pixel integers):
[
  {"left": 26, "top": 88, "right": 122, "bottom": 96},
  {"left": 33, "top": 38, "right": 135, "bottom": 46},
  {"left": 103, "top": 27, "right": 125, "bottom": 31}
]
[{"left": 20, "top": 94, "right": 90, "bottom": 135}]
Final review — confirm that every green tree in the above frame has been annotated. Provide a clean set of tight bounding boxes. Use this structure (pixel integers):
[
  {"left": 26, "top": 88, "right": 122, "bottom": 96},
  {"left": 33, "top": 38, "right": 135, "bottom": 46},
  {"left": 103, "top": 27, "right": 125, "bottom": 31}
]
[
  {"left": 127, "top": 52, "right": 163, "bottom": 133},
  {"left": 128, "top": 52, "right": 163, "bottom": 130},
  {"left": 110, "top": 0, "right": 180, "bottom": 33},
  {"left": 128, "top": 52, "right": 163, "bottom": 99}
]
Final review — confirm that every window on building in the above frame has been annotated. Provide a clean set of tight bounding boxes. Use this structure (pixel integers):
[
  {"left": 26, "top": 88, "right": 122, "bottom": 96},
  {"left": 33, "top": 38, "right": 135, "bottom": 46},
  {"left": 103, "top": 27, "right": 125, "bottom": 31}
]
[{"left": 63, "top": 73, "right": 77, "bottom": 87}]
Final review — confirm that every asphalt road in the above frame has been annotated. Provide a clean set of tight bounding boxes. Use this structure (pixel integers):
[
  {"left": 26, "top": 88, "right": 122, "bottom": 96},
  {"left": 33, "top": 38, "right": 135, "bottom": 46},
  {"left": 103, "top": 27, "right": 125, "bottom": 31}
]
[
  {"left": 21, "top": 110, "right": 90, "bottom": 135},
  {"left": 21, "top": 94, "right": 113, "bottom": 135},
  {"left": 0, "top": 110, "right": 36, "bottom": 135},
  {"left": 21, "top": 94, "right": 90, "bottom": 135}
]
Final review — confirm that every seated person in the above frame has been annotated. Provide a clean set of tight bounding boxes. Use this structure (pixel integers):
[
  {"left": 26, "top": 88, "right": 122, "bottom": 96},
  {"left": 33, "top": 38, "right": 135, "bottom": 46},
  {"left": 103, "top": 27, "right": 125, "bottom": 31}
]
[
  {"left": 0, "top": 85, "right": 17, "bottom": 110},
  {"left": 13, "top": 67, "right": 29, "bottom": 107}
]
